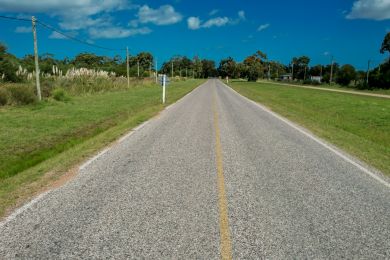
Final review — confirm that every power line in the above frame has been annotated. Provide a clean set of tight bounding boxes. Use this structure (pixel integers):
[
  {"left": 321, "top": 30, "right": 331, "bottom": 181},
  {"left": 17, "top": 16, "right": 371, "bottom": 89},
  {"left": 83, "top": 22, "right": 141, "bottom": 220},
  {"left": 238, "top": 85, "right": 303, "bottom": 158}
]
[
  {"left": 0, "top": 15, "right": 31, "bottom": 22},
  {"left": 0, "top": 15, "right": 125, "bottom": 51},
  {"left": 37, "top": 21, "right": 125, "bottom": 51}
]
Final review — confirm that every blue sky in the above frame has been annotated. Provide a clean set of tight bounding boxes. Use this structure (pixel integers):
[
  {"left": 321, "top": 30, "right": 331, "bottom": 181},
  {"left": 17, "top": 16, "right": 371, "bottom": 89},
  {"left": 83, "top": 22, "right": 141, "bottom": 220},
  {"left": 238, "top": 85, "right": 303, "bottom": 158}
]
[{"left": 0, "top": 0, "right": 389, "bottom": 70}]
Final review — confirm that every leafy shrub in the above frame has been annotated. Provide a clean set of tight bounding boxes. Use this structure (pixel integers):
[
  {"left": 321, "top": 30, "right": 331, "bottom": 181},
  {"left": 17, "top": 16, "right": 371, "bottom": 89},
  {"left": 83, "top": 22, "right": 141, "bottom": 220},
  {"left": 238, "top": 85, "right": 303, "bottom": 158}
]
[
  {"left": 303, "top": 79, "right": 320, "bottom": 85},
  {"left": 7, "top": 85, "right": 37, "bottom": 105},
  {"left": 52, "top": 88, "right": 70, "bottom": 101},
  {"left": 0, "top": 87, "right": 8, "bottom": 106},
  {"left": 41, "top": 80, "right": 55, "bottom": 98}
]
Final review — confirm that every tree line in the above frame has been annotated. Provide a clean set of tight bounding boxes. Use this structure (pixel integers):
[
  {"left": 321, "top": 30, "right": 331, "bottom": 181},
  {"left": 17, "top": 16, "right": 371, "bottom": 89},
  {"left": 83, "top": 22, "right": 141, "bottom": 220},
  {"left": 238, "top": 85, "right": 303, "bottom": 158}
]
[{"left": 1, "top": 32, "right": 389, "bottom": 89}]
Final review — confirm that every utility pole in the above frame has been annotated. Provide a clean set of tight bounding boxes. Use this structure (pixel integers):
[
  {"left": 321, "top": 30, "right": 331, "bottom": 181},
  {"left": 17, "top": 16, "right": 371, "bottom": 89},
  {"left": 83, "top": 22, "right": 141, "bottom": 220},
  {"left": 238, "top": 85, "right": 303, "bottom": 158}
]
[
  {"left": 291, "top": 62, "right": 294, "bottom": 80},
  {"left": 171, "top": 62, "right": 173, "bottom": 78},
  {"left": 126, "top": 47, "right": 129, "bottom": 88},
  {"left": 330, "top": 56, "right": 334, "bottom": 84},
  {"left": 137, "top": 60, "right": 140, "bottom": 78},
  {"left": 31, "top": 16, "right": 41, "bottom": 101},
  {"left": 149, "top": 62, "right": 152, "bottom": 78},
  {"left": 268, "top": 64, "right": 271, "bottom": 80},
  {"left": 155, "top": 59, "right": 158, "bottom": 84},
  {"left": 366, "top": 59, "right": 371, "bottom": 85}
]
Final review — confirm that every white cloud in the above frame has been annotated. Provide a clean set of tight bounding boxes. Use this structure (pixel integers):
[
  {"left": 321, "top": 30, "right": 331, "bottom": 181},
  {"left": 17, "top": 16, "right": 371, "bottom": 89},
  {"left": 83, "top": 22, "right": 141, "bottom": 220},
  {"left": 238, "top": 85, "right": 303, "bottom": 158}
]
[
  {"left": 209, "top": 9, "right": 219, "bottom": 16},
  {"left": 238, "top": 10, "right": 246, "bottom": 20},
  {"left": 347, "top": 0, "right": 390, "bottom": 20},
  {"left": 49, "top": 31, "right": 78, "bottom": 39},
  {"left": 187, "top": 17, "right": 201, "bottom": 30},
  {"left": 203, "top": 17, "right": 229, "bottom": 28},
  {"left": 89, "top": 26, "right": 151, "bottom": 39},
  {"left": 188, "top": 11, "right": 245, "bottom": 30},
  {"left": 136, "top": 5, "right": 182, "bottom": 25},
  {"left": 0, "top": 0, "right": 128, "bottom": 18},
  {"left": 14, "top": 26, "right": 31, "bottom": 33},
  {"left": 257, "top": 23, "right": 270, "bottom": 31}
]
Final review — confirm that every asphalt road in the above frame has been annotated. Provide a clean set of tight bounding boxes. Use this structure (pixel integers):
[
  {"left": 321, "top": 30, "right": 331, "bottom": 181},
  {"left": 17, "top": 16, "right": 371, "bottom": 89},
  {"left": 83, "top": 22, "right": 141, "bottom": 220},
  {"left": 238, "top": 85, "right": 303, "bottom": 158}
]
[{"left": 1, "top": 79, "right": 389, "bottom": 259}]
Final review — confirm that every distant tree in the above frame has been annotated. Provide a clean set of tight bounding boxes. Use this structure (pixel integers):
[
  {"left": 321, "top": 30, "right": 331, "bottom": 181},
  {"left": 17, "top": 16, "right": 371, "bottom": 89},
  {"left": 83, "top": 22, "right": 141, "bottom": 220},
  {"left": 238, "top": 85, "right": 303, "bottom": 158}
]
[
  {"left": 201, "top": 59, "right": 217, "bottom": 78},
  {"left": 0, "top": 43, "right": 21, "bottom": 82},
  {"left": 136, "top": 52, "right": 153, "bottom": 71},
  {"left": 218, "top": 57, "right": 237, "bottom": 79},
  {"left": 336, "top": 64, "right": 356, "bottom": 86},
  {"left": 242, "top": 51, "right": 268, "bottom": 81},
  {"left": 291, "top": 56, "right": 310, "bottom": 80},
  {"left": 380, "top": 32, "right": 390, "bottom": 57},
  {"left": 309, "top": 65, "right": 323, "bottom": 77}
]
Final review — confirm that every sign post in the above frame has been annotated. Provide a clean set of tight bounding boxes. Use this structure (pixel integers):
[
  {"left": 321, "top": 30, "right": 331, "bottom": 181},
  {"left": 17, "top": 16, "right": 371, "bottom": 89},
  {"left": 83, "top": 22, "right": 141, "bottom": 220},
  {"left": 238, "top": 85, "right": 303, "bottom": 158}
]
[{"left": 162, "top": 74, "right": 166, "bottom": 104}]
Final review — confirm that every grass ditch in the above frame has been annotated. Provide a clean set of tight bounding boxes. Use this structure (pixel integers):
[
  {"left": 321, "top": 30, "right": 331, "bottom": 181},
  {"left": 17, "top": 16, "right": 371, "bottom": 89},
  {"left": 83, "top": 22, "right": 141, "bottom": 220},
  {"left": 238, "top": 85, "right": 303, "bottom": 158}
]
[
  {"left": 0, "top": 79, "right": 204, "bottom": 218},
  {"left": 229, "top": 81, "right": 390, "bottom": 177}
]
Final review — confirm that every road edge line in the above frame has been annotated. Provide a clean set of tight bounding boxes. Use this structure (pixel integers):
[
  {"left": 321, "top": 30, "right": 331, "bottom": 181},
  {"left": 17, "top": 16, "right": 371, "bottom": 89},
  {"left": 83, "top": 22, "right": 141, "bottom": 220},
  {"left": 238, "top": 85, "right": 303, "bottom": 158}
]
[{"left": 222, "top": 81, "right": 390, "bottom": 189}]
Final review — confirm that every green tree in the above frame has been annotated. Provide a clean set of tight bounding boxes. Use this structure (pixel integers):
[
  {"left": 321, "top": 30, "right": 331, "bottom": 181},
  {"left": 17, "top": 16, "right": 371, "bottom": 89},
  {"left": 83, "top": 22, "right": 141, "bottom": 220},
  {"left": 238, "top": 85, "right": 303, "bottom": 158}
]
[
  {"left": 0, "top": 43, "right": 21, "bottom": 82},
  {"left": 380, "top": 32, "right": 390, "bottom": 57},
  {"left": 336, "top": 64, "right": 356, "bottom": 86},
  {"left": 291, "top": 56, "right": 310, "bottom": 80},
  {"left": 242, "top": 51, "right": 268, "bottom": 81},
  {"left": 218, "top": 57, "right": 237, "bottom": 79}
]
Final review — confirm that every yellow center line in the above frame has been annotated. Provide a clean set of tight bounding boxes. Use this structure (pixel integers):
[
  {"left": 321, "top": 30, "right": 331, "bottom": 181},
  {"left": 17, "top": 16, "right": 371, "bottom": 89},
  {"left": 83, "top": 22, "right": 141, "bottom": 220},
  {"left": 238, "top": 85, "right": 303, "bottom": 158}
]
[{"left": 213, "top": 89, "right": 233, "bottom": 260}]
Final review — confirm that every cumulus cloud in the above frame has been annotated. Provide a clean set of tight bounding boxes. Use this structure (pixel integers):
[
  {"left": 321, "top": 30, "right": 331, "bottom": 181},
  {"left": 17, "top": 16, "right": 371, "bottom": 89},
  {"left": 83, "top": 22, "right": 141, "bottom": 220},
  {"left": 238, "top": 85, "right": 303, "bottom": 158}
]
[
  {"left": 89, "top": 26, "right": 151, "bottom": 39},
  {"left": 14, "top": 26, "right": 31, "bottom": 33},
  {"left": 136, "top": 5, "right": 182, "bottom": 25},
  {"left": 187, "top": 17, "right": 201, "bottom": 30},
  {"left": 188, "top": 10, "right": 245, "bottom": 30},
  {"left": 203, "top": 17, "right": 229, "bottom": 28},
  {"left": 257, "top": 23, "right": 270, "bottom": 31},
  {"left": 346, "top": 0, "right": 390, "bottom": 20}
]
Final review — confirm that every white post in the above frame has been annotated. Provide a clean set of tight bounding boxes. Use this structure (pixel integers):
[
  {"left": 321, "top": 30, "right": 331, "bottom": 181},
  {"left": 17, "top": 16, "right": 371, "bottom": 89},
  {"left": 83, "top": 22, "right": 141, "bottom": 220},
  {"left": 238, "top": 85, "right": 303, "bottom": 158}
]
[
  {"left": 162, "top": 74, "right": 166, "bottom": 104},
  {"left": 32, "top": 16, "right": 41, "bottom": 101}
]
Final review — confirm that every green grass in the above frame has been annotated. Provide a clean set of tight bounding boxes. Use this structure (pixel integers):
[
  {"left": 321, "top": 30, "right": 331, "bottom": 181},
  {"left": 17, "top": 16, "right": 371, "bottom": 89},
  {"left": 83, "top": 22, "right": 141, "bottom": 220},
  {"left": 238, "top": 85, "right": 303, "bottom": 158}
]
[
  {"left": 229, "top": 81, "right": 390, "bottom": 176},
  {"left": 258, "top": 80, "right": 390, "bottom": 95},
  {"left": 0, "top": 79, "right": 204, "bottom": 217}
]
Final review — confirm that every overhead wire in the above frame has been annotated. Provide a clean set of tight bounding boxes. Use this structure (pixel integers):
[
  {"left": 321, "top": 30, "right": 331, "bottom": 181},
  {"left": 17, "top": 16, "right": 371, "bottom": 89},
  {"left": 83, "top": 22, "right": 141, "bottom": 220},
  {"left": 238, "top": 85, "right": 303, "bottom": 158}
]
[{"left": 0, "top": 15, "right": 125, "bottom": 51}]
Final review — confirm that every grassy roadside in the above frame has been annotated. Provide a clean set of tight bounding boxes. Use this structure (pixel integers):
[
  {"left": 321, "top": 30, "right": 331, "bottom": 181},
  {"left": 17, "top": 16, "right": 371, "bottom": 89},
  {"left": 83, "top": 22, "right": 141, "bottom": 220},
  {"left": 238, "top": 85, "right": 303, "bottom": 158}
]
[
  {"left": 0, "top": 79, "right": 204, "bottom": 218},
  {"left": 257, "top": 80, "right": 390, "bottom": 95},
  {"left": 229, "top": 81, "right": 390, "bottom": 176}
]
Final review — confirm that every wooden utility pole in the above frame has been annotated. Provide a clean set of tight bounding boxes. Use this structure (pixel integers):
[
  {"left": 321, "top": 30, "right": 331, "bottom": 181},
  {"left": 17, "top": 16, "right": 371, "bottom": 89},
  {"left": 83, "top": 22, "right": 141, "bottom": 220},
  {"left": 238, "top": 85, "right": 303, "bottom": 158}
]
[
  {"left": 366, "top": 60, "right": 371, "bottom": 85},
  {"left": 330, "top": 56, "right": 334, "bottom": 84},
  {"left": 155, "top": 59, "right": 158, "bottom": 84},
  {"left": 126, "top": 47, "right": 129, "bottom": 88},
  {"left": 291, "top": 63, "right": 294, "bottom": 80},
  {"left": 31, "top": 16, "right": 41, "bottom": 101},
  {"left": 137, "top": 60, "right": 140, "bottom": 77}
]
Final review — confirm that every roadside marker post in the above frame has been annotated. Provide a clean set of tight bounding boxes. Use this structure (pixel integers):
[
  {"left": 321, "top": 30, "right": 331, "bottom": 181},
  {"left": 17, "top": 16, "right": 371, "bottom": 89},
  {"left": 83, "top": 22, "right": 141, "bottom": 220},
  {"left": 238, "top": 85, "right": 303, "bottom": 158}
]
[
  {"left": 159, "top": 74, "right": 169, "bottom": 104},
  {"left": 163, "top": 75, "right": 166, "bottom": 103}
]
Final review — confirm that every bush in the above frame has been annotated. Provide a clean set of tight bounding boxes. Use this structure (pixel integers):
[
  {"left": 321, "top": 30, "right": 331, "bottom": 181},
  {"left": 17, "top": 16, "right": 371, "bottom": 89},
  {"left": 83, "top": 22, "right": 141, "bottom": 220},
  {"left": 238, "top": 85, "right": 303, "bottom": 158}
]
[
  {"left": 303, "top": 79, "right": 320, "bottom": 85},
  {"left": 0, "top": 87, "right": 8, "bottom": 106},
  {"left": 41, "top": 80, "right": 55, "bottom": 98},
  {"left": 52, "top": 88, "right": 70, "bottom": 101},
  {"left": 7, "top": 85, "right": 37, "bottom": 105}
]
